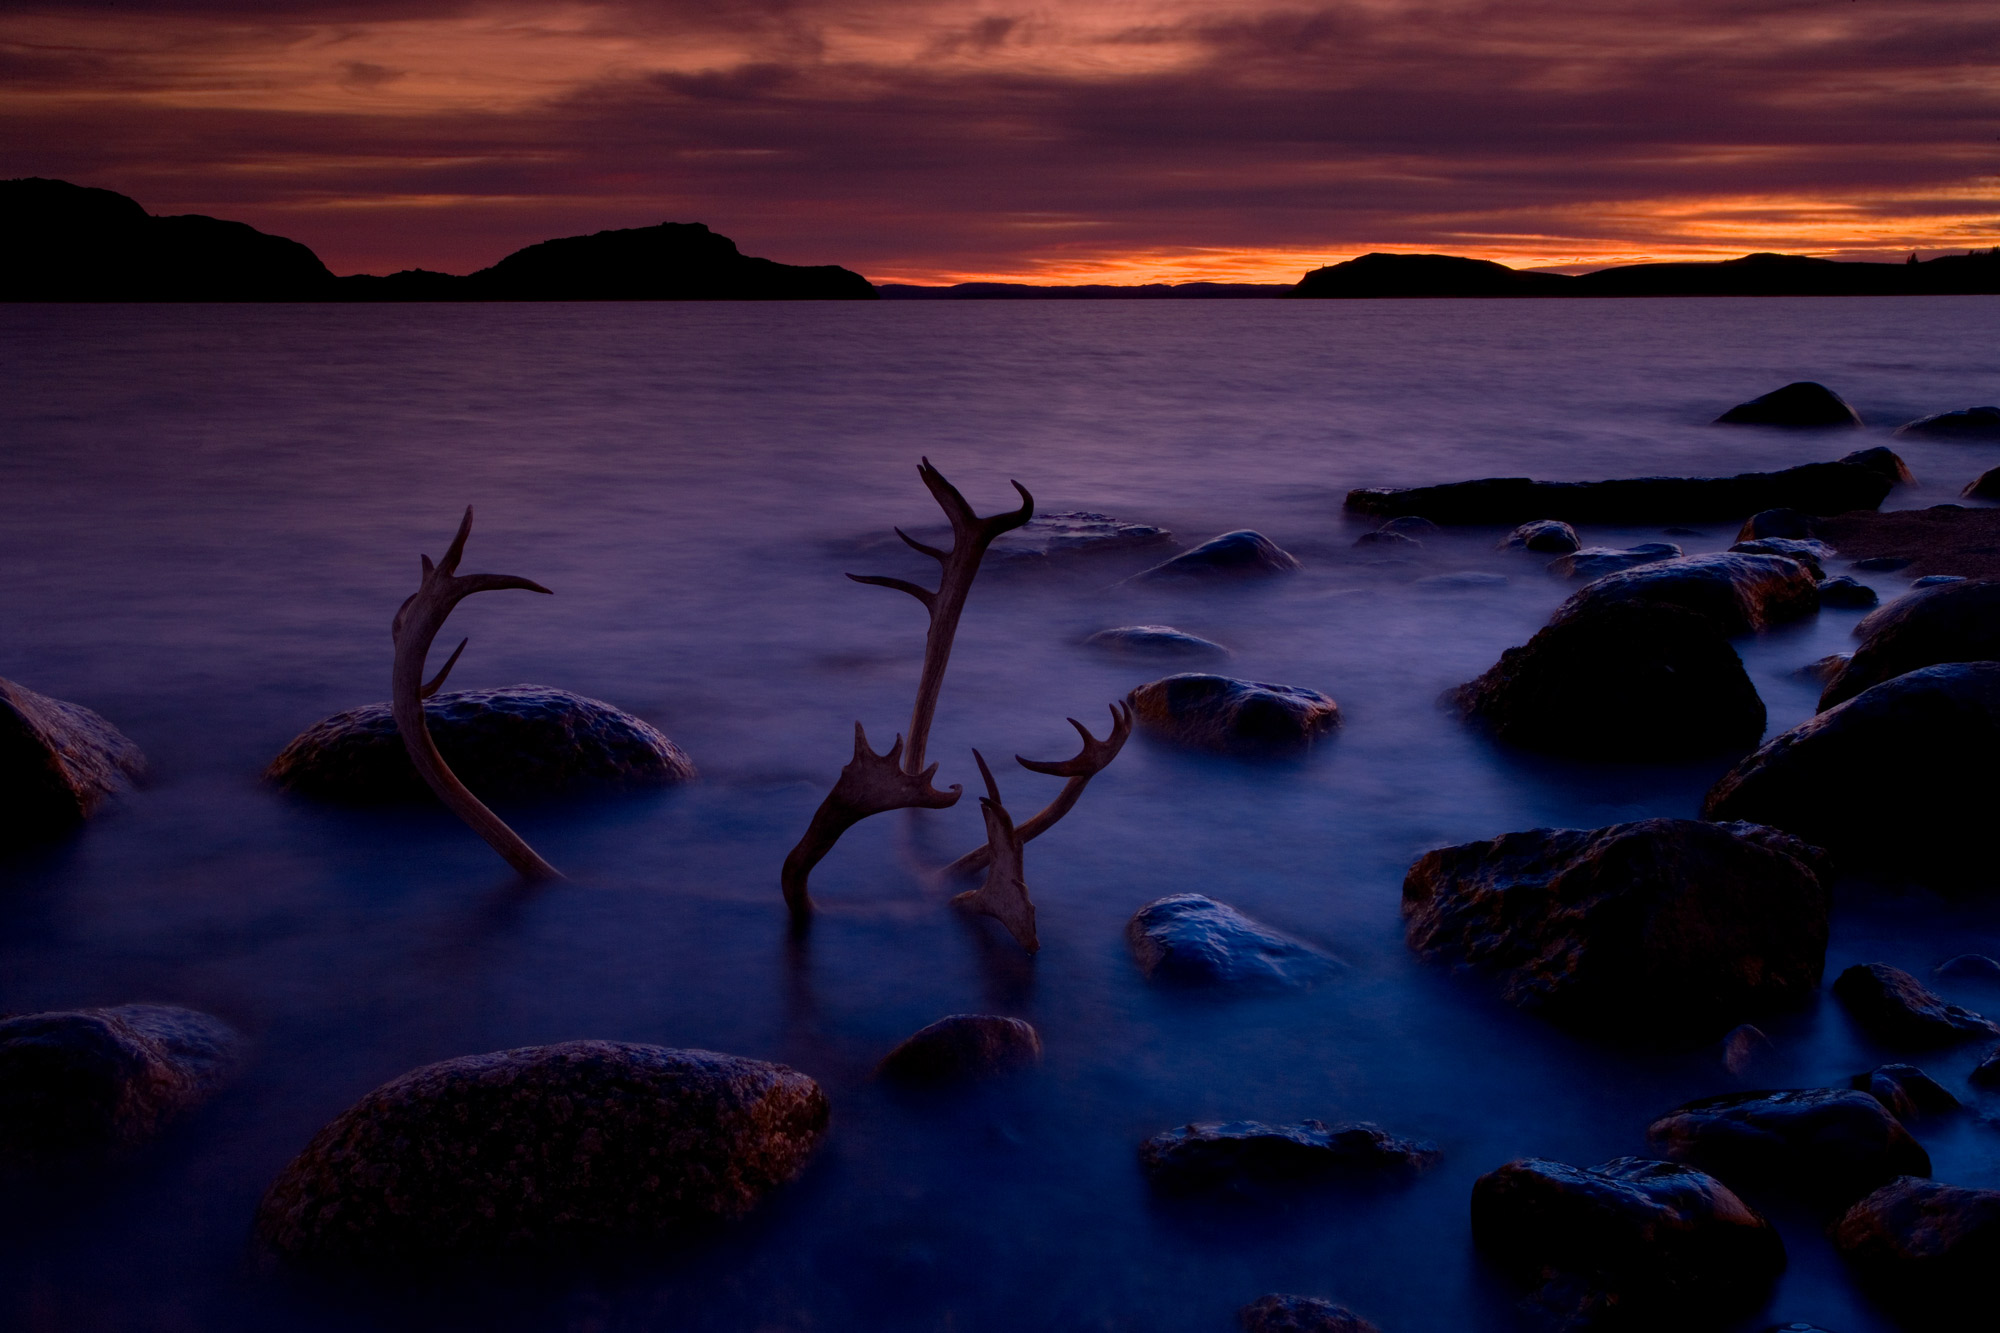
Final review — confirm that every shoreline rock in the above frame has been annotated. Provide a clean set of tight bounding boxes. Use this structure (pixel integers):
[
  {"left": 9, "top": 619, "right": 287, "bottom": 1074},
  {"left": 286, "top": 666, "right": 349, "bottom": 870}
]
[
  {"left": 1831, "top": 963, "right": 2000, "bottom": 1047},
  {"left": 1130, "top": 530, "right": 1299, "bottom": 582},
  {"left": 876, "top": 1015, "right": 1043, "bottom": 1084},
  {"left": 1141, "top": 1119, "right": 1437, "bottom": 1192},
  {"left": 1715, "top": 381, "right": 1863, "bottom": 428},
  {"left": 1127, "top": 894, "right": 1341, "bottom": 989},
  {"left": 1549, "top": 552, "right": 1820, "bottom": 637},
  {"left": 1085, "top": 625, "right": 1230, "bottom": 659},
  {"left": 1, "top": 677, "right": 147, "bottom": 845},
  {"left": 1239, "top": 1294, "right": 1381, "bottom": 1333},
  {"left": 1645, "top": 1088, "right": 1930, "bottom": 1206},
  {"left": 1817, "top": 579, "right": 2000, "bottom": 709},
  {"left": 1127, "top": 674, "right": 1339, "bottom": 753},
  {"left": 1834, "top": 1177, "right": 2000, "bottom": 1320}
]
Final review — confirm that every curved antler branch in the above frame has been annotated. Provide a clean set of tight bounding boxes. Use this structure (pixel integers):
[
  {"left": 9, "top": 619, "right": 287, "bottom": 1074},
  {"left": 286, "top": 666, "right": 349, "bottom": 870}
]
[
  {"left": 941, "top": 702, "right": 1131, "bottom": 879},
  {"left": 950, "top": 749, "right": 1038, "bottom": 953},
  {"left": 781, "top": 722, "right": 962, "bottom": 921},
  {"left": 390, "top": 506, "right": 561, "bottom": 881}
]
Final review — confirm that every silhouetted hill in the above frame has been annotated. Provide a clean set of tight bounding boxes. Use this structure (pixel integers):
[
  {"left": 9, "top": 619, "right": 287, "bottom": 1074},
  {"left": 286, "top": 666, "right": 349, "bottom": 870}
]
[
  {"left": 459, "top": 222, "right": 875, "bottom": 300},
  {"left": 878, "top": 282, "right": 1291, "bottom": 299},
  {"left": 1290, "top": 248, "right": 2000, "bottom": 298},
  {"left": 1292, "top": 252, "right": 1572, "bottom": 298}
]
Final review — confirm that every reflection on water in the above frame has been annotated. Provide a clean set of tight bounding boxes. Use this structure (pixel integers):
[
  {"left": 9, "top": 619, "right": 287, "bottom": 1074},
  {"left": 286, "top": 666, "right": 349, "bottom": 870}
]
[{"left": 4, "top": 299, "right": 1999, "bottom": 1331}]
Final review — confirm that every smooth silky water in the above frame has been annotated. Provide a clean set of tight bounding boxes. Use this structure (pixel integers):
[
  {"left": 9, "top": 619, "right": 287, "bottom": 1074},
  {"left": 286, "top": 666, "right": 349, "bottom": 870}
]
[{"left": 3, "top": 298, "right": 1998, "bottom": 1332}]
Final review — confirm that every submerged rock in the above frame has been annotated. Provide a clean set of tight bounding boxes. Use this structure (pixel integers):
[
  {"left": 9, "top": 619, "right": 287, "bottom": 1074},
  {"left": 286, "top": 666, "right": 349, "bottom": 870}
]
[
  {"left": 1547, "top": 542, "right": 1682, "bottom": 580},
  {"left": 1141, "top": 1120, "right": 1437, "bottom": 1192},
  {"left": 1729, "top": 538, "right": 1832, "bottom": 579},
  {"left": 1402, "top": 819, "right": 1829, "bottom": 1043},
  {"left": 1131, "top": 530, "right": 1300, "bottom": 582},
  {"left": 1738, "top": 508, "right": 1817, "bottom": 541},
  {"left": 266, "top": 685, "right": 695, "bottom": 803},
  {"left": 1127, "top": 675, "right": 1339, "bottom": 754},
  {"left": 1551, "top": 552, "right": 1820, "bottom": 637},
  {"left": 1851, "top": 1064, "right": 1960, "bottom": 1119},
  {"left": 1353, "top": 529, "right": 1421, "bottom": 551},
  {"left": 876, "top": 1015, "right": 1042, "bottom": 1084},
  {"left": 1715, "top": 381, "right": 1864, "bottom": 428},
  {"left": 1645, "top": 1088, "right": 1929, "bottom": 1206},
  {"left": 1815, "top": 577, "right": 1878, "bottom": 610},
  {"left": 1448, "top": 603, "right": 1766, "bottom": 759},
  {"left": 0, "top": 1005, "right": 239, "bottom": 1175},
  {"left": 1702, "top": 663, "right": 2000, "bottom": 882},
  {"left": 1239, "top": 1293, "right": 1381, "bottom": 1333},
  {"left": 1472, "top": 1157, "right": 1784, "bottom": 1329},
  {"left": 1895, "top": 405, "right": 2000, "bottom": 439},
  {"left": 1935, "top": 952, "right": 2000, "bottom": 981},
  {"left": 1817, "top": 579, "right": 2000, "bottom": 709},
  {"left": 1376, "top": 515, "right": 1441, "bottom": 539},
  {"left": 255, "top": 1042, "right": 828, "bottom": 1265},
  {"left": 1964, "top": 465, "right": 2000, "bottom": 501},
  {"left": 1127, "top": 894, "right": 1340, "bottom": 989},
  {"left": 1851, "top": 555, "right": 1912, "bottom": 572},
  {"left": 1084, "top": 625, "right": 1230, "bottom": 659},
  {"left": 1414, "top": 571, "right": 1509, "bottom": 591},
  {"left": 1833, "top": 1178, "right": 2000, "bottom": 1320},
  {"left": 0, "top": 676, "right": 146, "bottom": 845},
  {"left": 988, "top": 510, "right": 1173, "bottom": 565},
  {"left": 1911, "top": 574, "right": 1966, "bottom": 589},
  {"left": 1831, "top": 963, "right": 2000, "bottom": 1047},
  {"left": 1796, "top": 652, "right": 1852, "bottom": 685},
  {"left": 1501, "top": 519, "right": 1581, "bottom": 554}
]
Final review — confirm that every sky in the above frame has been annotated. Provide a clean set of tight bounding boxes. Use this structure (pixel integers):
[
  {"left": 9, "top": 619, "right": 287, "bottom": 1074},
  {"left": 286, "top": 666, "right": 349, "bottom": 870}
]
[{"left": 4, "top": 0, "right": 1998, "bottom": 283}]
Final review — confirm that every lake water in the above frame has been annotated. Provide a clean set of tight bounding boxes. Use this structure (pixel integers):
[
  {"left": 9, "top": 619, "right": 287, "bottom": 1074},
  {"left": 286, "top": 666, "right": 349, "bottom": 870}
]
[{"left": 4, "top": 298, "right": 1999, "bottom": 1333}]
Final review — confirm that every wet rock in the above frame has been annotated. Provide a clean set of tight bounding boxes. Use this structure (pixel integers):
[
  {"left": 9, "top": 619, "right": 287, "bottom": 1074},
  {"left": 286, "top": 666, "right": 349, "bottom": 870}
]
[
  {"left": 1815, "top": 577, "right": 1877, "bottom": 610},
  {"left": 1552, "top": 553, "right": 1821, "bottom": 637},
  {"left": 1501, "top": 519, "right": 1581, "bottom": 554},
  {"left": 1127, "top": 893, "right": 1341, "bottom": 989},
  {"left": 1702, "top": 663, "right": 2000, "bottom": 882},
  {"left": 1730, "top": 538, "right": 1832, "bottom": 579},
  {"left": 255, "top": 1042, "right": 828, "bottom": 1265},
  {"left": 1402, "top": 818, "right": 1829, "bottom": 1043},
  {"left": 1083, "top": 625, "right": 1230, "bottom": 659},
  {"left": 1546, "top": 542, "right": 1681, "bottom": 580},
  {"left": 1972, "top": 1050, "right": 2000, "bottom": 1088},
  {"left": 1908, "top": 573, "right": 1964, "bottom": 588},
  {"left": 1895, "top": 405, "right": 2000, "bottom": 439},
  {"left": 1353, "top": 529, "right": 1420, "bottom": 551},
  {"left": 1833, "top": 1177, "right": 2000, "bottom": 1320},
  {"left": 1817, "top": 580, "right": 2000, "bottom": 708},
  {"left": 1796, "top": 652, "right": 1852, "bottom": 685},
  {"left": 1343, "top": 459, "right": 1893, "bottom": 526},
  {"left": 1472, "top": 1157, "right": 1784, "bottom": 1329},
  {"left": 1127, "top": 674, "right": 1339, "bottom": 754},
  {"left": 1645, "top": 1088, "right": 1929, "bottom": 1206},
  {"left": 990, "top": 510, "right": 1174, "bottom": 565},
  {"left": 266, "top": 685, "right": 695, "bottom": 803},
  {"left": 1838, "top": 446, "right": 1915, "bottom": 486},
  {"left": 1936, "top": 953, "right": 2000, "bottom": 981},
  {"left": 1738, "top": 508, "right": 1817, "bottom": 541},
  {"left": 1, "top": 676, "right": 147, "bottom": 844},
  {"left": 1831, "top": 963, "right": 2000, "bottom": 1047},
  {"left": 1851, "top": 555, "right": 1911, "bottom": 572},
  {"left": 0, "top": 1004, "right": 240, "bottom": 1175},
  {"left": 1377, "top": 515, "right": 1439, "bottom": 538},
  {"left": 1964, "top": 465, "right": 2000, "bottom": 501},
  {"left": 1131, "top": 530, "right": 1300, "bottom": 582},
  {"left": 1414, "top": 571, "right": 1509, "bottom": 591},
  {"left": 1719, "top": 1024, "right": 1776, "bottom": 1078},
  {"left": 1140, "top": 1119, "right": 1437, "bottom": 1192},
  {"left": 1851, "top": 1064, "right": 1960, "bottom": 1119},
  {"left": 1715, "top": 381, "right": 1864, "bottom": 428},
  {"left": 1449, "top": 603, "right": 1766, "bottom": 759},
  {"left": 876, "top": 1015, "right": 1042, "bottom": 1084},
  {"left": 1239, "top": 1293, "right": 1381, "bottom": 1333}
]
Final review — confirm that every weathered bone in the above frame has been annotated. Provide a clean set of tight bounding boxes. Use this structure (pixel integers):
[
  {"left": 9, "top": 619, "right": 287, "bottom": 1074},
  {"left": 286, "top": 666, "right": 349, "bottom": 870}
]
[
  {"left": 390, "top": 506, "right": 561, "bottom": 881},
  {"left": 781, "top": 723, "right": 961, "bottom": 919},
  {"left": 950, "top": 750, "right": 1038, "bottom": 953},
  {"left": 940, "top": 702, "right": 1133, "bottom": 879}
]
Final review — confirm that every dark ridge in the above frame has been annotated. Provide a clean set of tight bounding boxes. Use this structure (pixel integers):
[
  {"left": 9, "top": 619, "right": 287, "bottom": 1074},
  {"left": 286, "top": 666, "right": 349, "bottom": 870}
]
[
  {"left": 877, "top": 282, "right": 1292, "bottom": 299},
  {"left": 1291, "top": 252, "right": 1573, "bottom": 298},
  {"left": 1292, "top": 248, "right": 2000, "bottom": 299}
]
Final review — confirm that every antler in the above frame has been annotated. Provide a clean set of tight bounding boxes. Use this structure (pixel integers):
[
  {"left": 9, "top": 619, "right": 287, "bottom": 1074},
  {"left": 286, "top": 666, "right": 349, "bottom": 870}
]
[
  {"left": 781, "top": 722, "right": 961, "bottom": 920},
  {"left": 390, "top": 506, "right": 561, "bottom": 881},
  {"left": 940, "top": 702, "right": 1132, "bottom": 879},
  {"left": 950, "top": 750, "right": 1038, "bottom": 953}
]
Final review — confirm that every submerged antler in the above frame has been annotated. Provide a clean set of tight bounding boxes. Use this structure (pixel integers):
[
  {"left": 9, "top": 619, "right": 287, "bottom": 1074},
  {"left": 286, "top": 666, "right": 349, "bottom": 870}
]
[
  {"left": 941, "top": 702, "right": 1132, "bottom": 879},
  {"left": 391, "top": 506, "right": 560, "bottom": 881},
  {"left": 781, "top": 461, "right": 1032, "bottom": 919},
  {"left": 951, "top": 750, "right": 1037, "bottom": 952}
]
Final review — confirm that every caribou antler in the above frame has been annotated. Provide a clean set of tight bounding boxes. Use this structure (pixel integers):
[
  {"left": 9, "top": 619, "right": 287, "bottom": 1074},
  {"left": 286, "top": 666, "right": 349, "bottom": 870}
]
[
  {"left": 781, "top": 460, "right": 1032, "bottom": 919},
  {"left": 940, "top": 702, "right": 1132, "bottom": 879},
  {"left": 391, "top": 506, "right": 561, "bottom": 881},
  {"left": 951, "top": 750, "right": 1038, "bottom": 953}
]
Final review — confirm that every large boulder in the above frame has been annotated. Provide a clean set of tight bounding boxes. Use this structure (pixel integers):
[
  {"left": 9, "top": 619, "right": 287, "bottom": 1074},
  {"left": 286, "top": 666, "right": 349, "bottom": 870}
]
[
  {"left": 876, "top": 1015, "right": 1042, "bottom": 1084},
  {"left": 1084, "top": 625, "right": 1230, "bottom": 659},
  {"left": 1714, "top": 381, "right": 1863, "bottom": 428},
  {"left": 1551, "top": 553, "right": 1820, "bottom": 637},
  {"left": 1344, "top": 459, "right": 1892, "bottom": 525},
  {"left": 1141, "top": 1120, "right": 1437, "bottom": 1193},
  {"left": 255, "top": 1042, "right": 828, "bottom": 1265},
  {"left": 1127, "top": 894, "right": 1341, "bottom": 989},
  {"left": 0, "top": 1005, "right": 240, "bottom": 1175},
  {"left": 1895, "top": 405, "right": 2000, "bottom": 439},
  {"left": 1, "top": 677, "right": 146, "bottom": 845},
  {"left": 1471, "top": 1157, "right": 1785, "bottom": 1329},
  {"left": 1817, "top": 579, "right": 2000, "bottom": 708},
  {"left": 1702, "top": 663, "right": 2000, "bottom": 882},
  {"left": 1546, "top": 543, "right": 1682, "bottom": 580},
  {"left": 1238, "top": 1294, "right": 1380, "bottom": 1333},
  {"left": 1402, "top": 819, "right": 1829, "bottom": 1043},
  {"left": 1130, "top": 530, "right": 1299, "bottom": 582},
  {"left": 1644, "top": 1088, "right": 1930, "bottom": 1206},
  {"left": 1448, "top": 603, "right": 1766, "bottom": 759},
  {"left": 1833, "top": 1178, "right": 2000, "bottom": 1319},
  {"left": 1127, "top": 674, "right": 1339, "bottom": 753},
  {"left": 1728, "top": 538, "right": 1831, "bottom": 579},
  {"left": 1831, "top": 963, "right": 2000, "bottom": 1047},
  {"left": 1839, "top": 445, "right": 1915, "bottom": 486},
  {"left": 266, "top": 685, "right": 695, "bottom": 803}
]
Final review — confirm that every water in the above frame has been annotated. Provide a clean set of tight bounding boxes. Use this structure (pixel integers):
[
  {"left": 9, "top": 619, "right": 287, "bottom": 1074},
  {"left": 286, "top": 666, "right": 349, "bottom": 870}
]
[{"left": 3, "top": 298, "right": 1999, "bottom": 1333}]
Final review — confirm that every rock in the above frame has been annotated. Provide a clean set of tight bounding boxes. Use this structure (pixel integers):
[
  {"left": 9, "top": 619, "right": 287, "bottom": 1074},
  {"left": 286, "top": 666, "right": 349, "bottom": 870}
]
[
  {"left": 1895, "top": 405, "right": 2000, "bottom": 439},
  {"left": 1936, "top": 953, "right": 2000, "bottom": 981},
  {"left": 0, "top": 1004, "right": 240, "bottom": 1175},
  {"left": 1817, "top": 505, "right": 2000, "bottom": 582},
  {"left": 1343, "top": 459, "right": 1893, "bottom": 525},
  {"left": 1796, "top": 652, "right": 1852, "bottom": 685},
  {"left": 1083, "top": 625, "right": 1230, "bottom": 659},
  {"left": 1715, "top": 381, "right": 1864, "bottom": 428},
  {"left": 1, "top": 676, "right": 147, "bottom": 844},
  {"left": 1402, "top": 818, "right": 1829, "bottom": 1043},
  {"left": 1501, "top": 519, "right": 1581, "bottom": 553},
  {"left": 1833, "top": 1178, "right": 2000, "bottom": 1319},
  {"left": 1730, "top": 538, "right": 1833, "bottom": 579},
  {"left": 1126, "top": 893, "right": 1341, "bottom": 989},
  {"left": 1838, "top": 446, "right": 1915, "bottom": 486},
  {"left": 1911, "top": 574, "right": 1966, "bottom": 589},
  {"left": 266, "top": 685, "right": 695, "bottom": 803},
  {"left": 1377, "top": 515, "right": 1440, "bottom": 538},
  {"left": 1738, "top": 508, "right": 1817, "bottom": 541},
  {"left": 1972, "top": 1050, "right": 2000, "bottom": 1088},
  {"left": 1645, "top": 1088, "right": 1929, "bottom": 1206},
  {"left": 1546, "top": 543, "right": 1683, "bottom": 580},
  {"left": 1851, "top": 555, "right": 1911, "bottom": 572},
  {"left": 1663, "top": 526, "right": 1706, "bottom": 537},
  {"left": 1702, "top": 663, "right": 2000, "bottom": 881},
  {"left": 876, "top": 1015, "right": 1042, "bottom": 1083},
  {"left": 1352, "top": 529, "right": 1421, "bottom": 550},
  {"left": 987, "top": 510, "right": 1174, "bottom": 565},
  {"left": 1414, "top": 571, "right": 1509, "bottom": 591},
  {"left": 1851, "top": 1064, "right": 1960, "bottom": 1119},
  {"left": 1239, "top": 1294, "right": 1381, "bottom": 1333},
  {"left": 1127, "top": 675, "right": 1339, "bottom": 754},
  {"left": 254, "top": 1042, "right": 828, "bottom": 1265},
  {"left": 1815, "top": 577, "right": 1877, "bottom": 610},
  {"left": 1448, "top": 603, "right": 1767, "bottom": 759},
  {"left": 1551, "top": 552, "right": 1820, "bottom": 636},
  {"left": 1719, "top": 1024, "right": 1776, "bottom": 1078},
  {"left": 1140, "top": 1120, "right": 1437, "bottom": 1192},
  {"left": 1817, "top": 580, "right": 2000, "bottom": 708},
  {"left": 1131, "top": 530, "right": 1299, "bottom": 582},
  {"left": 1964, "top": 465, "right": 2000, "bottom": 501},
  {"left": 1831, "top": 963, "right": 2000, "bottom": 1047},
  {"left": 1471, "top": 1157, "right": 1785, "bottom": 1329}
]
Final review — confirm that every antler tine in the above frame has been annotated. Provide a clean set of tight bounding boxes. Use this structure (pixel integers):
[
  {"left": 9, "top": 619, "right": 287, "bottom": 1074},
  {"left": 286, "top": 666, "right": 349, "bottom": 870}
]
[
  {"left": 895, "top": 527, "right": 950, "bottom": 563},
  {"left": 421, "top": 637, "right": 469, "bottom": 699},
  {"left": 847, "top": 572, "right": 937, "bottom": 610},
  {"left": 781, "top": 718, "right": 962, "bottom": 920},
  {"left": 978, "top": 480, "right": 1035, "bottom": 544},
  {"left": 938, "top": 700, "right": 1132, "bottom": 880},
  {"left": 437, "top": 505, "right": 475, "bottom": 577},
  {"left": 951, "top": 752, "right": 1038, "bottom": 953},
  {"left": 972, "top": 747, "right": 1003, "bottom": 805}
]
